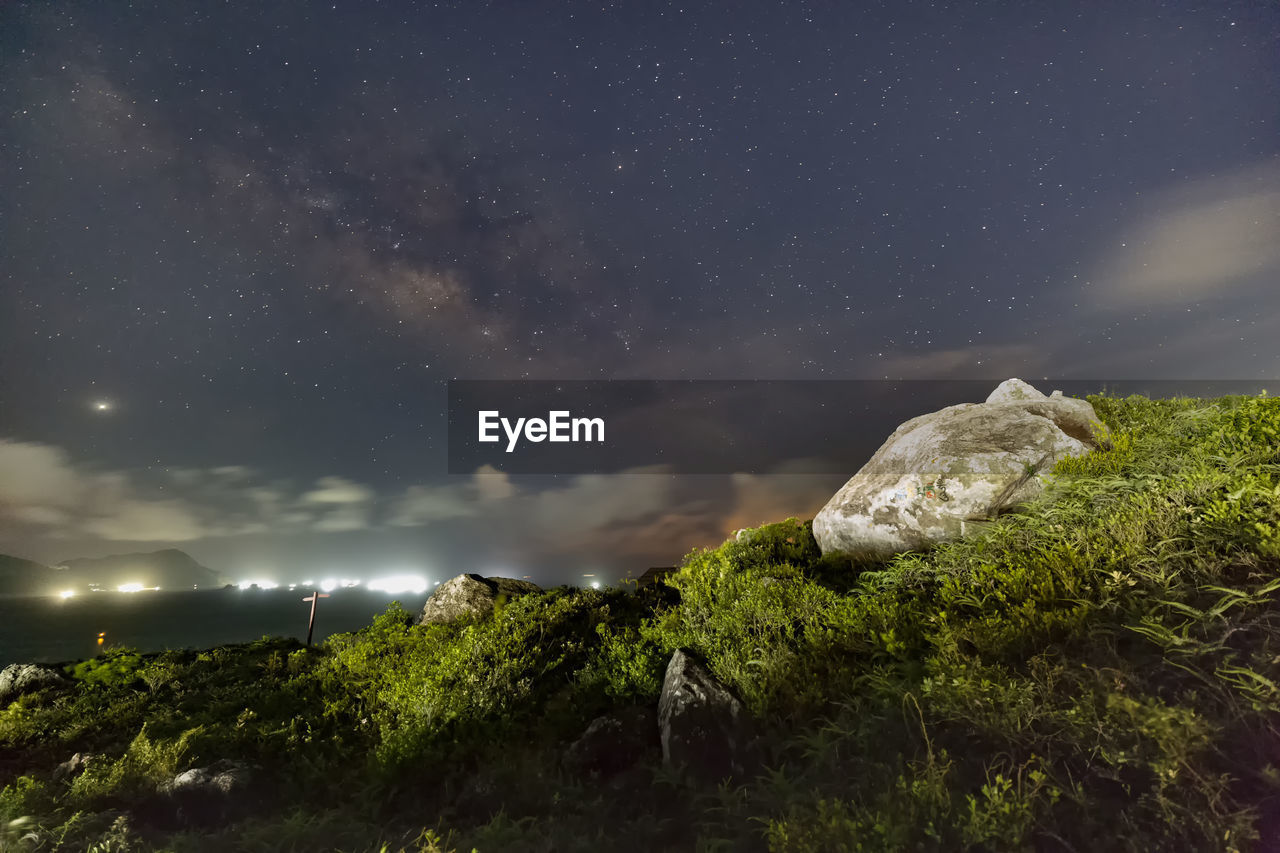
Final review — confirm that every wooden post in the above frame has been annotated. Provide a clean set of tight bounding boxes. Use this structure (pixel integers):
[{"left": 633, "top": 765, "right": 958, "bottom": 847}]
[{"left": 302, "top": 590, "right": 330, "bottom": 647}]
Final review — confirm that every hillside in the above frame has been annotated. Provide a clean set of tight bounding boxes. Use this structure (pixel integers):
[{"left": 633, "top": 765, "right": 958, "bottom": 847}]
[
  {"left": 0, "top": 391, "right": 1278, "bottom": 851},
  {"left": 0, "top": 554, "right": 64, "bottom": 597},
  {"left": 54, "top": 549, "right": 222, "bottom": 592}
]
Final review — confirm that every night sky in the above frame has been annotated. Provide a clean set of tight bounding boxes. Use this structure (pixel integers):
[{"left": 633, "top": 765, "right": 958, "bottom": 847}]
[{"left": 1, "top": 1, "right": 1277, "bottom": 585}]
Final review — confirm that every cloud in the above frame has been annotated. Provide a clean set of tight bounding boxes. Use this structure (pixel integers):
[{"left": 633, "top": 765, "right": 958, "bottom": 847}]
[
  {"left": 527, "top": 466, "right": 671, "bottom": 532},
  {"left": 0, "top": 437, "right": 847, "bottom": 574},
  {"left": 0, "top": 437, "right": 387, "bottom": 544},
  {"left": 303, "top": 476, "right": 375, "bottom": 505},
  {"left": 386, "top": 465, "right": 516, "bottom": 527},
  {"left": 83, "top": 499, "right": 205, "bottom": 542},
  {"left": 300, "top": 476, "right": 376, "bottom": 532},
  {"left": 724, "top": 458, "right": 848, "bottom": 535},
  {"left": 0, "top": 440, "right": 85, "bottom": 509},
  {"left": 11, "top": 505, "right": 71, "bottom": 527},
  {"left": 387, "top": 484, "right": 478, "bottom": 526},
  {"left": 312, "top": 504, "right": 372, "bottom": 533},
  {"left": 1090, "top": 161, "right": 1280, "bottom": 309},
  {"left": 0, "top": 438, "right": 213, "bottom": 542},
  {"left": 473, "top": 464, "right": 516, "bottom": 501}
]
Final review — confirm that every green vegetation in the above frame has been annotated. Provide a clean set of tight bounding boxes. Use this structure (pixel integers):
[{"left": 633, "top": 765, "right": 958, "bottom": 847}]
[{"left": 1, "top": 391, "right": 1278, "bottom": 851}]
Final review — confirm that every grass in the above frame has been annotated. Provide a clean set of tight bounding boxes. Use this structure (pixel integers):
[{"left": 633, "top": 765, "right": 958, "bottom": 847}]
[{"left": 0, "top": 390, "right": 1277, "bottom": 851}]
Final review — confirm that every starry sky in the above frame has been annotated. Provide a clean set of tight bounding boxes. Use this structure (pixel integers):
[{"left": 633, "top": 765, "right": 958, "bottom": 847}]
[{"left": 1, "top": 1, "right": 1277, "bottom": 584}]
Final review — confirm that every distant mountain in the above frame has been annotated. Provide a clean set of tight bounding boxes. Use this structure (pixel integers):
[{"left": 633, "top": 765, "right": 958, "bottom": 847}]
[
  {"left": 55, "top": 549, "right": 222, "bottom": 591},
  {"left": 0, "top": 553, "right": 69, "bottom": 597}
]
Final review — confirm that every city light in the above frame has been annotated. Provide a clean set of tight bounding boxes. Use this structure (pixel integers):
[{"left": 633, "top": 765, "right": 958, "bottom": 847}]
[
  {"left": 237, "top": 579, "right": 279, "bottom": 590},
  {"left": 320, "top": 578, "right": 338, "bottom": 592},
  {"left": 117, "top": 583, "right": 145, "bottom": 593},
  {"left": 367, "top": 575, "right": 428, "bottom": 594},
  {"left": 58, "top": 590, "right": 75, "bottom": 599}
]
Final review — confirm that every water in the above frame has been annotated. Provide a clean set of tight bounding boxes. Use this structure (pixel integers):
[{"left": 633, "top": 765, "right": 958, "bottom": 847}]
[{"left": 0, "top": 588, "right": 430, "bottom": 667}]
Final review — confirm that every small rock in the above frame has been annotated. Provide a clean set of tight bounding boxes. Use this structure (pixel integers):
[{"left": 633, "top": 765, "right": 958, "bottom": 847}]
[
  {"left": 159, "top": 760, "right": 255, "bottom": 825},
  {"left": 53, "top": 752, "right": 95, "bottom": 784}
]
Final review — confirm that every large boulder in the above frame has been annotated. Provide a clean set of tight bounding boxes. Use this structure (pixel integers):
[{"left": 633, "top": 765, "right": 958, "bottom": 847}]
[
  {"left": 813, "top": 379, "right": 1110, "bottom": 558},
  {"left": 657, "top": 649, "right": 755, "bottom": 783},
  {"left": 0, "top": 663, "right": 70, "bottom": 706},
  {"left": 417, "top": 574, "right": 542, "bottom": 625}
]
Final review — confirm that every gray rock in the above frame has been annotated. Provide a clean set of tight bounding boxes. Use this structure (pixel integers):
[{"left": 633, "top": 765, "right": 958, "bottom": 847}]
[
  {"left": 161, "top": 759, "right": 253, "bottom": 798},
  {"left": 159, "top": 759, "right": 256, "bottom": 825},
  {"left": 813, "top": 378, "right": 1110, "bottom": 559},
  {"left": 563, "top": 705, "right": 659, "bottom": 778},
  {"left": 984, "top": 377, "right": 1047, "bottom": 403},
  {"left": 417, "top": 574, "right": 542, "bottom": 625},
  {"left": 658, "top": 649, "right": 754, "bottom": 783},
  {"left": 0, "top": 663, "right": 69, "bottom": 706},
  {"left": 53, "top": 752, "right": 96, "bottom": 784}
]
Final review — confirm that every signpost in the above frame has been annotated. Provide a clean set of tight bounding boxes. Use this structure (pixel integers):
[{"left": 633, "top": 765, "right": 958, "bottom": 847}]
[{"left": 302, "top": 590, "right": 330, "bottom": 647}]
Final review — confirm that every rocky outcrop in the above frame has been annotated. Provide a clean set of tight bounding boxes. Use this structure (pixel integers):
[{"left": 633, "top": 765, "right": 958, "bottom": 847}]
[
  {"left": 0, "top": 663, "right": 70, "bottom": 706},
  {"left": 563, "top": 705, "right": 659, "bottom": 779},
  {"left": 813, "top": 379, "right": 1110, "bottom": 559},
  {"left": 417, "top": 574, "right": 542, "bottom": 625},
  {"left": 657, "top": 649, "right": 755, "bottom": 783}
]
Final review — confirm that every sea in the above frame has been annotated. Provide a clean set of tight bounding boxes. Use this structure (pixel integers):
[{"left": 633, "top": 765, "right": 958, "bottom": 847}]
[{"left": 0, "top": 587, "right": 432, "bottom": 668}]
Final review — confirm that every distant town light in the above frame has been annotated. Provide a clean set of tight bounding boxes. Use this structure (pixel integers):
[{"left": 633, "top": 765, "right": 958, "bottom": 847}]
[
  {"left": 320, "top": 578, "right": 338, "bottom": 592},
  {"left": 117, "top": 582, "right": 144, "bottom": 593},
  {"left": 368, "top": 574, "right": 428, "bottom": 594},
  {"left": 237, "top": 579, "right": 279, "bottom": 590},
  {"left": 58, "top": 589, "right": 75, "bottom": 599},
  {"left": 591, "top": 581, "right": 600, "bottom": 590}
]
